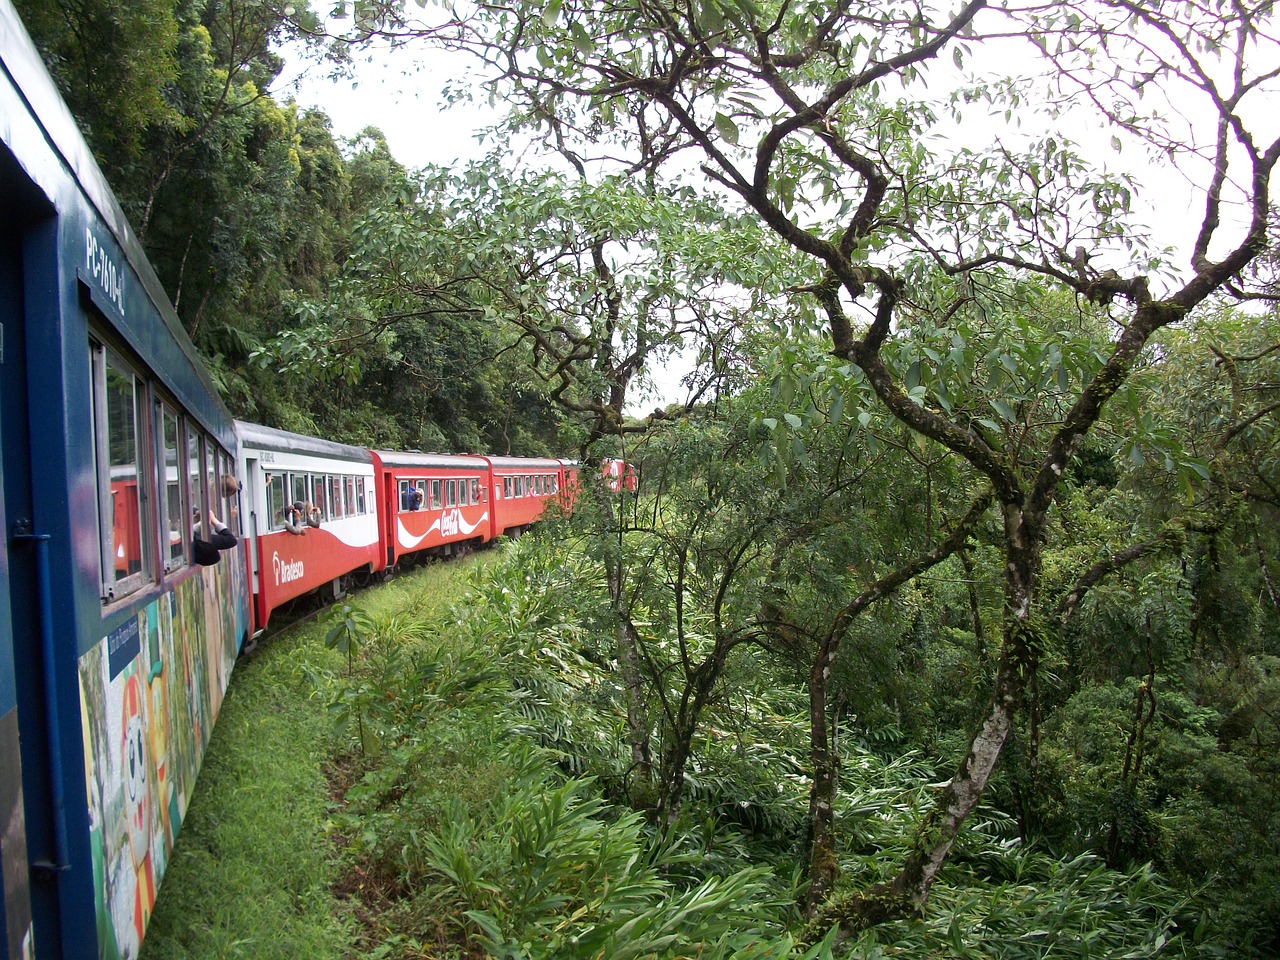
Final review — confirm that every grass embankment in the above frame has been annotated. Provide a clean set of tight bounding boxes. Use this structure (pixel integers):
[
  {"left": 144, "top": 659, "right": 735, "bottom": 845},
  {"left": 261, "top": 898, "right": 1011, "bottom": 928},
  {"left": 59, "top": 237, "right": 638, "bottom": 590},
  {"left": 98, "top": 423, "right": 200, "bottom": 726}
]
[{"left": 141, "top": 557, "right": 487, "bottom": 960}]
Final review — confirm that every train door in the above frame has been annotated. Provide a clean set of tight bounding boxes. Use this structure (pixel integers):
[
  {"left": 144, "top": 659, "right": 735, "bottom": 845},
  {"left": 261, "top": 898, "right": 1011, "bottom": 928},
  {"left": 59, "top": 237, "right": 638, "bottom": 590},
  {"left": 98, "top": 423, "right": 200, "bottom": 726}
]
[
  {"left": 242, "top": 456, "right": 264, "bottom": 633},
  {"left": 0, "top": 145, "right": 45, "bottom": 960}
]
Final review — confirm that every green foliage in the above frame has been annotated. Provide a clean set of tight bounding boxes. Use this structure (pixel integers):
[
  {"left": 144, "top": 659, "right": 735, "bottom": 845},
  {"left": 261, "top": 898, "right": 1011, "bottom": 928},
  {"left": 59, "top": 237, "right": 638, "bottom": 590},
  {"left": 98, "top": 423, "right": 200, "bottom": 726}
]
[
  {"left": 853, "top": 851, "right": 1201, "bottom": 959},
  {"left": 14, "top": 0, "right": 183, "bottom": 166},
  {"left": 139, "top": 607, "right": 352, "bottom": 959},
  {"left": 325, "top": 603, "right": 375, "bottom": 662},
  {"left": 421, "top": 763, "right": 799, "bottom": 960}
]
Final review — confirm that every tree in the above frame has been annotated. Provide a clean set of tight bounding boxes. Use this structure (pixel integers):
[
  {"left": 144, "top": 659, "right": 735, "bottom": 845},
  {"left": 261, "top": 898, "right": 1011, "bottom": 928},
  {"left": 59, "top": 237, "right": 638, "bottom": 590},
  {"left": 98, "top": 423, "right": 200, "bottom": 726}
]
[{"left": 351, "top": 0, "right": 1279, "bottom": 932}]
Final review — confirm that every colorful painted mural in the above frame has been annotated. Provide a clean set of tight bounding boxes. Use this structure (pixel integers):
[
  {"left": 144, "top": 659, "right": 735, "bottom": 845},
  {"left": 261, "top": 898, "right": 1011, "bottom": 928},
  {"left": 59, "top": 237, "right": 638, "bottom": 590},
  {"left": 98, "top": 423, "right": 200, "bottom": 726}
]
[{"left": 77, "top": 558, "right": 242, "bottom": 960}]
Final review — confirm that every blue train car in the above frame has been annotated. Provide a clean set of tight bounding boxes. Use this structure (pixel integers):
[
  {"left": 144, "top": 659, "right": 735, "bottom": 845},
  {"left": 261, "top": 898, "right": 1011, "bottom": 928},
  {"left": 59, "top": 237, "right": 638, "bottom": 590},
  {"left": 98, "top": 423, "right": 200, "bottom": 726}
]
[{"left": 1, "top": 2, "right": 252, "bottom": 956}]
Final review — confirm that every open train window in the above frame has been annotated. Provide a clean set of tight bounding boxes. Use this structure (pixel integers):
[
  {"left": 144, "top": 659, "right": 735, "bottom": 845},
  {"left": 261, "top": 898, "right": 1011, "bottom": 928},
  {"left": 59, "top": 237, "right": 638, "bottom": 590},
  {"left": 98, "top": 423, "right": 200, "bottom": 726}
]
[
  {"left": 204, "top": 440, "right": 217, "bottom": 530},
  {"left": 291, "top": 473, "right": 309, "bottom": 513},
  {"left": 91, "top": 342, "right": 151, "bottom": 601},
  {"left": 431, "top": 480, "right": 442, "bottom": 509},
  {"left": 398, "top": 479, "right": 416, "bottom": 511},
  {"left": 186, "top": 426, "right": 202, "bottom": 559},
  {"left": 158, "top": 403, "right": 186, "bottom": 571},
  {"left": 355, "top": 476, "right": 367, "bottom": 514},
  {"left": 267, "top": 473, "right": 286, "bottom": 529},
  {"left": 221, "top": 451, "right": 240, "bottom": 534}
]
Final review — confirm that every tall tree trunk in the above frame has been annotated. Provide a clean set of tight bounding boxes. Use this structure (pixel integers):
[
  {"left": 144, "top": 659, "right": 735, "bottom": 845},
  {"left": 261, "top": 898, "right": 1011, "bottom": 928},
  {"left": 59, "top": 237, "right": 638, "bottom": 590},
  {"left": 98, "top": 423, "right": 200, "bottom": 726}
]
[
  {"left": 592, "top": 475, "right": 652, "bottom": 784},
  {"left": 805, "top": 632, "right": 839, "bottom": 915},
  {"left": 798, "top": 496, "right": 991, "bottom": 921},
  {"left": 814, "top": 503, "right": 1039, "bottom": 935},
  {"left": 609, "top": 558, "right": 652, "bottom": 782}
]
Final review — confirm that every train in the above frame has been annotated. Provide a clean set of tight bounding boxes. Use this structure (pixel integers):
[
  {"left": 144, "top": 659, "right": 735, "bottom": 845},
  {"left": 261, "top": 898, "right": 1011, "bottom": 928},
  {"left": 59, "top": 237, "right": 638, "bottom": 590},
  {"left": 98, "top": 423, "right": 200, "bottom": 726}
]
[
  {"left": 236, "top": 424, "right": 620, "bottom": 632},
  {"left": 0, "top": 4, "right": 633, "bottom": 957}
]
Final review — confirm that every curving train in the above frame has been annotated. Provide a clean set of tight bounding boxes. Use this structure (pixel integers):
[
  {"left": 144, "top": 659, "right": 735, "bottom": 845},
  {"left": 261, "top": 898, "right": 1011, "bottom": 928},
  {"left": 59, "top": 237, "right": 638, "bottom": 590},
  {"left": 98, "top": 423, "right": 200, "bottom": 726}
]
[
  {"left": 234, "top": 423, "right": 627, "bottom": 632},
  {"left": 0, "top": 4, "right": 633, "bottom": 957}
]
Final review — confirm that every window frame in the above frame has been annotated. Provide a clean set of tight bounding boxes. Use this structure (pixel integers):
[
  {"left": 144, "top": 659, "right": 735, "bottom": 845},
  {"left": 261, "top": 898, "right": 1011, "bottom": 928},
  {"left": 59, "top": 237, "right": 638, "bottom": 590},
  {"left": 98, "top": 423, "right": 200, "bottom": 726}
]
[
  {"left": 267, "top": 472, "right": 287, "bottom": 530},
  {"left": 330, "top": 475, "right": 345, "bottom": 519},
  {"left": 157, "top": 401, "right": 187, "bottom": 573},
  {"left": 90, "top": 340, "right": 152, "bottom": 602}
]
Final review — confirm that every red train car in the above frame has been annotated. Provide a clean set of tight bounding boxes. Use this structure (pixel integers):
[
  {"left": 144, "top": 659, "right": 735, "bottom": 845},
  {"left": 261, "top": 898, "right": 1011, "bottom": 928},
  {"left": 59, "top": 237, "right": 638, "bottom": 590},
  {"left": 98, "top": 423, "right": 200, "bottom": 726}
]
[
  {"left": 237, "top": 422, "right": 382, "bottom": 631},
  {"left": 371, "top": 450, "right": 493, "bottom": 567},
  {"left": 484, "top": 456, "right": 571, "bottom": 538},
  {"left": 109, "top": 474, "right": 144, "bottom": 576},
  {"left": 602, "top": 458, "right": 638, "bottom": 493}
]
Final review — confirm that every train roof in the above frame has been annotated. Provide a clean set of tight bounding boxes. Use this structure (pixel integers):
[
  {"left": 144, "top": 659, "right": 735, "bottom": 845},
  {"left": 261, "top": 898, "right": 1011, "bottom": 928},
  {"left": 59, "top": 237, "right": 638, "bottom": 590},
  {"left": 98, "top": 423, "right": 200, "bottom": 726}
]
[
  {"left": 373, "top": 450, "right": 490, "bottom": 470},
  {"left": 484, "top": 456, "right": 567, "bottom": 471},
  {"left": 236, "top": 421, "right": 373, "bottom": 463}
]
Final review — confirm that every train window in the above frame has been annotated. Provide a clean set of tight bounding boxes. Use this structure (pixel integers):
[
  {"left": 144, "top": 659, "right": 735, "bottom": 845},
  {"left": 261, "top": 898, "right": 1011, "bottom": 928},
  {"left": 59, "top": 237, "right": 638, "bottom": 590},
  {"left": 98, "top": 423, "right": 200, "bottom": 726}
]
[
  {"left": 444, "top": 480, "right": 455, "bottom": 508},
  {"left": 187, "top": 427, "right": 202, "bottom": 551},
  {"left": 503, "top": 477, "right": 511, "bottom": 498},
  {"left": 92, "top": 345, "right": 150, "bottom": 599},
  {"left": 398, "top": 480, "right": 413, "bottom": 511},
  {"left": 220, "top": 451, "right": 240, "bottom": 535},
  {"left": 291, "top": 473, "right": 308, "bottom": 512},
  {"left": 345, "top": 476, "right": 357, "bottom": 517},
  {"left": 309, "top": 478, "right": 325, "bottom": 522},
  {"left": 204, "top": 442, "right": 217, "bottom": 529},
  {"left": 551, "top": 476, "right": 559, "bottom": 494},
  {"left": 330, "top": 475, "right": 345, "bottom": 519},
  {"left": 470, "top": 479, "right": 481, "bottom": 503},
  {"left": 355, "top": 476, "right": 366, "bottom": 514},
  {"left": 159, "top": 405, "right": 185, "bottom": 569},
  {"left": 459, "top": 480, "right": 470, "bottom": 507},
  {"left": 267, "top": 473, "right": 286, "bottom": 529},
  {"left": 430, "top": 479, "right": 442, "bottom": 509}
]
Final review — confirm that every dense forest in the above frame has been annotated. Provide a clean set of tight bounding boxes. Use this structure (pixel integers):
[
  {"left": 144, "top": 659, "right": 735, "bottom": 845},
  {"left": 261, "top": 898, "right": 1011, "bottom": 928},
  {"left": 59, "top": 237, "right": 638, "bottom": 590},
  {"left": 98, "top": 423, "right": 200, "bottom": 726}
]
[{"left": 20, "top": 0, "right": 1280, "bottom": 955}]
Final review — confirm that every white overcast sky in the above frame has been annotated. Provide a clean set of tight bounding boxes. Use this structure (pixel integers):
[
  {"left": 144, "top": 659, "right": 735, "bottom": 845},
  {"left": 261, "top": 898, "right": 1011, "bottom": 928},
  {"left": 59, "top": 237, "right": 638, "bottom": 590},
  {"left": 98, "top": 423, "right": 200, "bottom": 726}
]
[
  {"left": 274, "top": 27, "right": 1226, "bottom": 278},
  {"left": 276, "top": 38, "right": 498, "bottom": 168}
]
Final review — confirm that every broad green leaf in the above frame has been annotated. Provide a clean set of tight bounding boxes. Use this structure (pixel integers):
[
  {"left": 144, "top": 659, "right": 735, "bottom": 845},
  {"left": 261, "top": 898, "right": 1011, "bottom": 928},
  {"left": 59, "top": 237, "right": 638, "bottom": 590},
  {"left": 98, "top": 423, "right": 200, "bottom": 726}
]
[
  {"left": 714, "top": 111, "right": 740, "bottom": 145},
  {"left": 990, "top": 397, "right": 1018, "bottom": 422}
]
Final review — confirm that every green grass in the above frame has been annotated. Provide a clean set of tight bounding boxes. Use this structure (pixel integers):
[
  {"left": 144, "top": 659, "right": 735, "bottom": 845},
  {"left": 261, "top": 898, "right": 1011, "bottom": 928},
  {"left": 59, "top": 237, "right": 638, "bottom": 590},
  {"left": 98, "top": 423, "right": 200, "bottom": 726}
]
[{"left": 140, "top": 556, "right": 491, "bottom": 960}]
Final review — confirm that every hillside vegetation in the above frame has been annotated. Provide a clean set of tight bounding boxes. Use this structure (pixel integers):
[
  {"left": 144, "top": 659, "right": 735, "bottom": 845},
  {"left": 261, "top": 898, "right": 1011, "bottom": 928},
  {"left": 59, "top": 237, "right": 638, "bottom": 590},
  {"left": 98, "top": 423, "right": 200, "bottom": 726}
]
[{"left": 146, "top": 521, "right": 1274, "bottom": 956}]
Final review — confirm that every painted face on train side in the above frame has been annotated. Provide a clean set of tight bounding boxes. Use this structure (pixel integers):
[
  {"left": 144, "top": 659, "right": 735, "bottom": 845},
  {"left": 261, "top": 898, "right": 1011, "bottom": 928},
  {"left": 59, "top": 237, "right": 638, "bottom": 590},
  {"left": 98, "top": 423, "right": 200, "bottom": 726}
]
[{"left": 123, "top": 672, "right": 151, "bottom": 864}]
